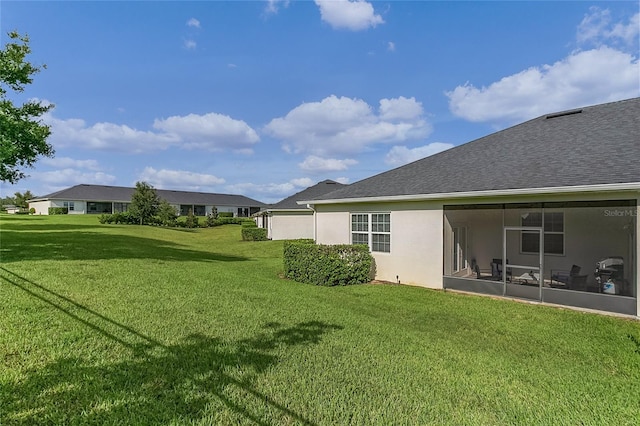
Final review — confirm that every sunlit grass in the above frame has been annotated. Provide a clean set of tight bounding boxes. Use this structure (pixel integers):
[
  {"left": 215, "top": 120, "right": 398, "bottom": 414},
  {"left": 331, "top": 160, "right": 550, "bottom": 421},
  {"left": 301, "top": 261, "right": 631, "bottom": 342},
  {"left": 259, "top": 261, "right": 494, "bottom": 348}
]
[{"left": 1, "top": 214, "right": 639, "bottom": 424}]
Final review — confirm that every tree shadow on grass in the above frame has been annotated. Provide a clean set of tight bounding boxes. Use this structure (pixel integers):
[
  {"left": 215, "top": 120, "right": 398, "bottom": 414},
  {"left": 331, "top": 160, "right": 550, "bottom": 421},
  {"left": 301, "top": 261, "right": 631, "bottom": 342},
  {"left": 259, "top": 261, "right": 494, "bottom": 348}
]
[
  {"left": 1, "top": 268, "right": 343, "bottom": 425},
  {"left": 0, "top": 230, "right": 247, "bottom": 263}
]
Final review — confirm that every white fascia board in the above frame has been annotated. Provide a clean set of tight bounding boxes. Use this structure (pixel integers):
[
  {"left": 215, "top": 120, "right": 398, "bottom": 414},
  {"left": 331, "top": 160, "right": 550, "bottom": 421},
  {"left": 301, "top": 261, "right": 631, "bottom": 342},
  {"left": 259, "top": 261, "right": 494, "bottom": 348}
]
[
  {"left": 297, "top": 182, "right": 640, "bottom": 205},
  {"left": 265, "top": 208, "right": 313, "bottom": 213}
]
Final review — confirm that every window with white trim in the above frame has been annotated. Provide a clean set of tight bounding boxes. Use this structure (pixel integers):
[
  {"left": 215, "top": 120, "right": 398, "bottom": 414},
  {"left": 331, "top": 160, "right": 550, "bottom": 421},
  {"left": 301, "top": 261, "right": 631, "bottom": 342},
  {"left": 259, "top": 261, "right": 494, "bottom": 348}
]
[
  {"left": 521, "top": 212, "right": 564, "bottom": 255},
  {"left": 63, "top": 201, "right": 75, "bottom": 211},
  {"left": 351, "top": 213, "right": 391, "bottom": 253}
]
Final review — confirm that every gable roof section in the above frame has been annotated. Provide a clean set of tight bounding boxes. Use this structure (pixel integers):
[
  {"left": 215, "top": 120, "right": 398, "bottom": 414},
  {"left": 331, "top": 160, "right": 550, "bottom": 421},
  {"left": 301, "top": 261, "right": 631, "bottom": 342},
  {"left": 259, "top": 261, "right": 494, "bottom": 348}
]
[
  {"left": 306, "top": 98, "right": 640, "bottom": 203},
  {"left": 31, "top": 184, "right": 266, "bottom": 207},
  {"left": 268, "top": 180, "right": 346, "bottom": 210}
]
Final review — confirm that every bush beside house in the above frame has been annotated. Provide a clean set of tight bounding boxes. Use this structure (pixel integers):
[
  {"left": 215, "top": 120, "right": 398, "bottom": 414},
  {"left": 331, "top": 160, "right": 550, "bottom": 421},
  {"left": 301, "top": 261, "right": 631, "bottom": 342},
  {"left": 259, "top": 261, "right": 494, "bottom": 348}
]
[
  {"left": 48, "top": 207, "right": 68, "bottom": 215},
  {"left": 283, "top": 240, "right": 374, "bottom": 286}
]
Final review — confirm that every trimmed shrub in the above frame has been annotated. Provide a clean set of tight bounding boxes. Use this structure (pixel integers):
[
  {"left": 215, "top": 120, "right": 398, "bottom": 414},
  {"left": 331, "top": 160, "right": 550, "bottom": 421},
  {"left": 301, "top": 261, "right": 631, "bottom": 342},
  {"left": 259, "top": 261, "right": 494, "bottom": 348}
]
[
  {"left": 241, "top": 220, "right": 257, "bottom": 228},
  {"left": 205, "top": 214, "right": 217, "bottom": 227},
  {"left": 98, "top": 214, "right": 113, "bottom": 224},
  {"left": 283, "top": 240, "right": 374, "bottom": 286},
  {"left": 48, "top": 207, "right": 68, "bottom": 215},
  {"left": 242, "top": 227, "right": 267, "bottom": 241},
  {"left": 98, "top": 212, "right": 138, "bottom": 225},
  {"left": 212, "top": 217, "right": 243, "bottom": 226},
  {"left": 218, "top": 212, "right": 234, "bottom": 218},
  {"left": 29, "top": 207, "right": 36, "bottom": 214},
  {"left": 184, "top": 210, "right": 199, "bottom": 228}
]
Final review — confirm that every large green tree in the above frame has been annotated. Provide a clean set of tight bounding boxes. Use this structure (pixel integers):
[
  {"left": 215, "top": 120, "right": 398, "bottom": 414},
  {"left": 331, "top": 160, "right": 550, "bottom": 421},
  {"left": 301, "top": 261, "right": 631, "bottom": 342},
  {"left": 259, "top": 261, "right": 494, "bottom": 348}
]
[
  {"left": 129, "top": 181, "right": 160, "bottom": 225},
  {"left": 13, "top": 190, "right": 34, "bottom": 208},
  {"left": 0, "top": 31, "right": 54, "bottom": 183}
]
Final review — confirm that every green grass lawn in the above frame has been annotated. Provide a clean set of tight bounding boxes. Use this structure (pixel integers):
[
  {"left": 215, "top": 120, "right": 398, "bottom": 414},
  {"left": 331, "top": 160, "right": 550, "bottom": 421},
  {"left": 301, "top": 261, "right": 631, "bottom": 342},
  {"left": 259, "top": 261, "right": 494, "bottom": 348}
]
[{"left": 1, "top": 214, "right": 639, "bottom": 425}]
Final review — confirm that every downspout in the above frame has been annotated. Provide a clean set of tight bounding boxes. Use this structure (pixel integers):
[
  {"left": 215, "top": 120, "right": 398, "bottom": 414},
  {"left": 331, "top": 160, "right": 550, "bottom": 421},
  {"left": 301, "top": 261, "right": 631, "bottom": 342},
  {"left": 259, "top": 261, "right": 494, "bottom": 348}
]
[{"left": 307, "top": 204, "right": 316, "bottom": 242}]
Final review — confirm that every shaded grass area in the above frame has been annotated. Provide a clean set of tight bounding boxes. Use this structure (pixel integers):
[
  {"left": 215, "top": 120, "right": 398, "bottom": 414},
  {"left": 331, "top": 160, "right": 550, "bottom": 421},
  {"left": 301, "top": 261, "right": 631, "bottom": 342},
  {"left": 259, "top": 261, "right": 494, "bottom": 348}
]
[{"left": 1, "top": 214, "right": 639, "bottom": 424}]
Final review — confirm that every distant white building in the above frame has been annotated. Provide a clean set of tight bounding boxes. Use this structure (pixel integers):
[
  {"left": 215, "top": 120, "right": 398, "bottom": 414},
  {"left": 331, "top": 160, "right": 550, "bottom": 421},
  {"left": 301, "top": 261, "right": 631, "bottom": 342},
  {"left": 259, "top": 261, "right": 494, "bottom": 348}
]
[
  {"left": 254, "top": 180, "right": 346, "bottom": 240},
  {"left": 3, "top": 205, "right": 22, "bottom": 214},
  {"left": 28, "top": 184, "right": 266, "bottom": 217}
]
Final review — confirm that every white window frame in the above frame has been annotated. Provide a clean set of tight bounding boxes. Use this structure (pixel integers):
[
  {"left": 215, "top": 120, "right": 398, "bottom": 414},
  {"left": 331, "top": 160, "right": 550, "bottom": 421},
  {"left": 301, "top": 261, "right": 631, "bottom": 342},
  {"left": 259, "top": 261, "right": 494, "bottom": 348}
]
[
  {"left": 521, "top": 211, "right": 564, "bottom": 255},
  {"left": 63, "top": 201, "right": 75, "bottom": 211},
  {"left": 350, "top": 212, "right": 391, "bottom": 253}
]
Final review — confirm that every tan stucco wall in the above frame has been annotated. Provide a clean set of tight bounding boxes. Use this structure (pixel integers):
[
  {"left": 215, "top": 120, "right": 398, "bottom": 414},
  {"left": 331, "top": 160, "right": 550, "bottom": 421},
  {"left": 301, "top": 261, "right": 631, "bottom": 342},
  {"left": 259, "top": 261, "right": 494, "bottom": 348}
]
[
  {"left": 315, "top": 201, "right": 445, "bottom": 289},
  {"left": 29, "top": 200, "right": 86, "bottom": 214},
  {"left": 270, "top": 211, "right": 314, "bottom": 240},
  {"left": 29, "top": 200, "right": 51, "bottom": 215}
]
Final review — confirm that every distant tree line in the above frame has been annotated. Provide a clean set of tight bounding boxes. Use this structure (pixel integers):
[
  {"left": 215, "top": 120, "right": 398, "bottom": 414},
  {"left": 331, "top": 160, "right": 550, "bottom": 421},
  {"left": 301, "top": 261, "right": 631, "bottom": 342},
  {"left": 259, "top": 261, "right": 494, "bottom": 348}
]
[{"left": 1, "top": 190, "right": 34, "bottom": 210}]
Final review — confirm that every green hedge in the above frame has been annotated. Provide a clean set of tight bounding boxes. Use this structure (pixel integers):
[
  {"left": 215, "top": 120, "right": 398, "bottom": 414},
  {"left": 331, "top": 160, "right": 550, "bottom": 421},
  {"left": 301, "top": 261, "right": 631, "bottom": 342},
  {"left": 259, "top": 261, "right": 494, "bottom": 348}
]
[
  {"left": 241, "top": 227, "right": 267, "bottom": 241},
  {"left": 212, "top": 217, "right": 254, "bottom": 226},
  {"left": 48, "top": 207, "right": 68, "bottom": 215},
  {"left": 241, "top": 220, "right": 257, "bottom": 228},
  {"left": 283, "top": 240, "right": 374, "bottom": 286},
  {"left": 98, "top": 212, "right": 138, "bottom": 224},
  {"left": 218, "top": 212, "right": 234, "bottom": 218}
]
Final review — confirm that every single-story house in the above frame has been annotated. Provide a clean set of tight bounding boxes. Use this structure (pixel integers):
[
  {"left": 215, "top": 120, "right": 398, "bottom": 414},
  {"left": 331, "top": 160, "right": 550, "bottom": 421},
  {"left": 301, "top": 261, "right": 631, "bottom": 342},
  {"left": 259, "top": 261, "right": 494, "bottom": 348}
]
[
  {"left": 300, "top": 98, "right": 640, "bottom": 317},
  {"left": 28, "top": 184, "right": 266, "bottom": 217},
  {"left": 3, "top": 205, "right": 22, "bottom": 214},
  {"left": 254, "top": 180, "right": 346, "bottom": 240}
]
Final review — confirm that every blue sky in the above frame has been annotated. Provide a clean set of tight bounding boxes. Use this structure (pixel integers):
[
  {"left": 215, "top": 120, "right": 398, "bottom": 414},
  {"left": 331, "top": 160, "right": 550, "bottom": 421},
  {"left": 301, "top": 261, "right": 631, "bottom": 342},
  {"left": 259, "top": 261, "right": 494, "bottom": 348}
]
[{"left": 1, "top": 1, "right": 638, "bottom": 203}]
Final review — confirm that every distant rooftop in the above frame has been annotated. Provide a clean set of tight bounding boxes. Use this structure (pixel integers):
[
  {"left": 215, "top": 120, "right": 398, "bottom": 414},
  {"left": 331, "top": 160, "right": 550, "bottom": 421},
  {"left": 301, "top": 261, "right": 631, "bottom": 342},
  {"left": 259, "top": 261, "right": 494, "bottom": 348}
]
[
  {"left": 30, "top": 184, "right": 266, "bottom": 207},
  {"left": 266, "top": 180, "right": 347, "bottom": 211}
]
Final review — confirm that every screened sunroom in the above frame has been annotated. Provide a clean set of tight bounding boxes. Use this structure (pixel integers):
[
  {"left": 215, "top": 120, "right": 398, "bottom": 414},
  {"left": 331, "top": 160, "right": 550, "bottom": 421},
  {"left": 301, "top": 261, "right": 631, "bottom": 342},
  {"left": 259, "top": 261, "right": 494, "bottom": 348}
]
[{"left": 443, "top": 200, "right": 637, "bottom": 315}]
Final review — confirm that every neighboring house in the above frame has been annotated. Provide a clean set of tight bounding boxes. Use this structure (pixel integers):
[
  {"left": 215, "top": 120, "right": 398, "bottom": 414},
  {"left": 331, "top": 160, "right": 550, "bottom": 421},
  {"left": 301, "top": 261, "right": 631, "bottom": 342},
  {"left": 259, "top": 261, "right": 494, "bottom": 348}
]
[
  {"left": 301, "top": 98, "right": 640, "bottom": 317},
  {"left": 28, "top": 184, "right": 266, "bottom": 217},
  {"left": 3, "top": 205, "right": 21, "bottom": 214},
  {"left": 255, "top": 180, "right": 346, "bottom": 240}
]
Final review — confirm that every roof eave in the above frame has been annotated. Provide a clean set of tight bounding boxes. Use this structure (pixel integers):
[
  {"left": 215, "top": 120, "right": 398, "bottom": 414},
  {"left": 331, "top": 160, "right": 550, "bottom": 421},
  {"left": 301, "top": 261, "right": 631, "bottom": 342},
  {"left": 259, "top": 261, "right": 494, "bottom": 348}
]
[
  {"left": 265, "top": 207, "right": 313, "bottom": 213},
  {"left": 298, "top": 182, "right": 640, "bottom": 205}
]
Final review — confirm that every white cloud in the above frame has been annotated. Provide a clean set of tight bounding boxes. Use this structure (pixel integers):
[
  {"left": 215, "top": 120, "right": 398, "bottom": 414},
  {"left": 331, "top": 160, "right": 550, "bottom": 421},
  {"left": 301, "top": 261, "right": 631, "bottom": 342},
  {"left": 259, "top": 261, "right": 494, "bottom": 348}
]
[
  {"left": 32, "top": 169, "right": 117, "bottom": 186},
  {"left": 225, "top": 177, "right": 316, "bottom": 203},
  {"left": 299, "top": 155, "right": 358, "bottom": 173},
  {"left": 315, "top": 0, "right": 384, "bottom": 31},
  {"left": 46, "top": 114, "right": 180, "bottom": 153},
  {"left": 290, "top": 177, "right": 314, "bottom": 187},
  {"left": 265, "top": 0, "right": 290, "bottom": 15},
  {"left": 44, "top": 110, "right": 259, "bottom": 154},
  {"left": 138, "top": 167, "right": 225, "bottom": 191},
  {"left": 577, "top": 8, "right": 639, "bottom": 47},
  {"left": 379, "top": 96, "right": 423, "bottom": 121},
  {"left": 153, "top": 112, "right": 259, "bottom": 151},
  {"left": 264, "top": 95, "right": 431, "bottom": 156},
  {"left": 334, "top": 177, "right": 350, "bottom": 185},
  {"left": 447, "top": 47, "right": 639, "bottom": 124},
  {"left": 184, "top": 39, "right": 197, "bottom": 50},
  {"left": 385, "top": 143, "right": 454, "bottom": 166},
  {"left": 40, "top": 157, "right": 103, "bottom": 171},
  {"left": 387, "top": 41, "right": 395, "bottom": 52},
  {"left": 187, "top": 18, "right": 200, "bottom": 28}
]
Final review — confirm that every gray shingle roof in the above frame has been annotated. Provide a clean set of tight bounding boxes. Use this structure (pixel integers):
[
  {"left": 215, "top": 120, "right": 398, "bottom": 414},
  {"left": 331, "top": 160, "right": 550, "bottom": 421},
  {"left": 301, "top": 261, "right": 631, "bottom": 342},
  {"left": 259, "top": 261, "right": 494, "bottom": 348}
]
[
  {"left": 309, "top": 98, "right": 640, "bottom": 202},
  {"left": 269, "top": 180, "right": 346, "bottom": 210},
  {"left": 31, "top": 184, "right": 266, "bottom": 207}
]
